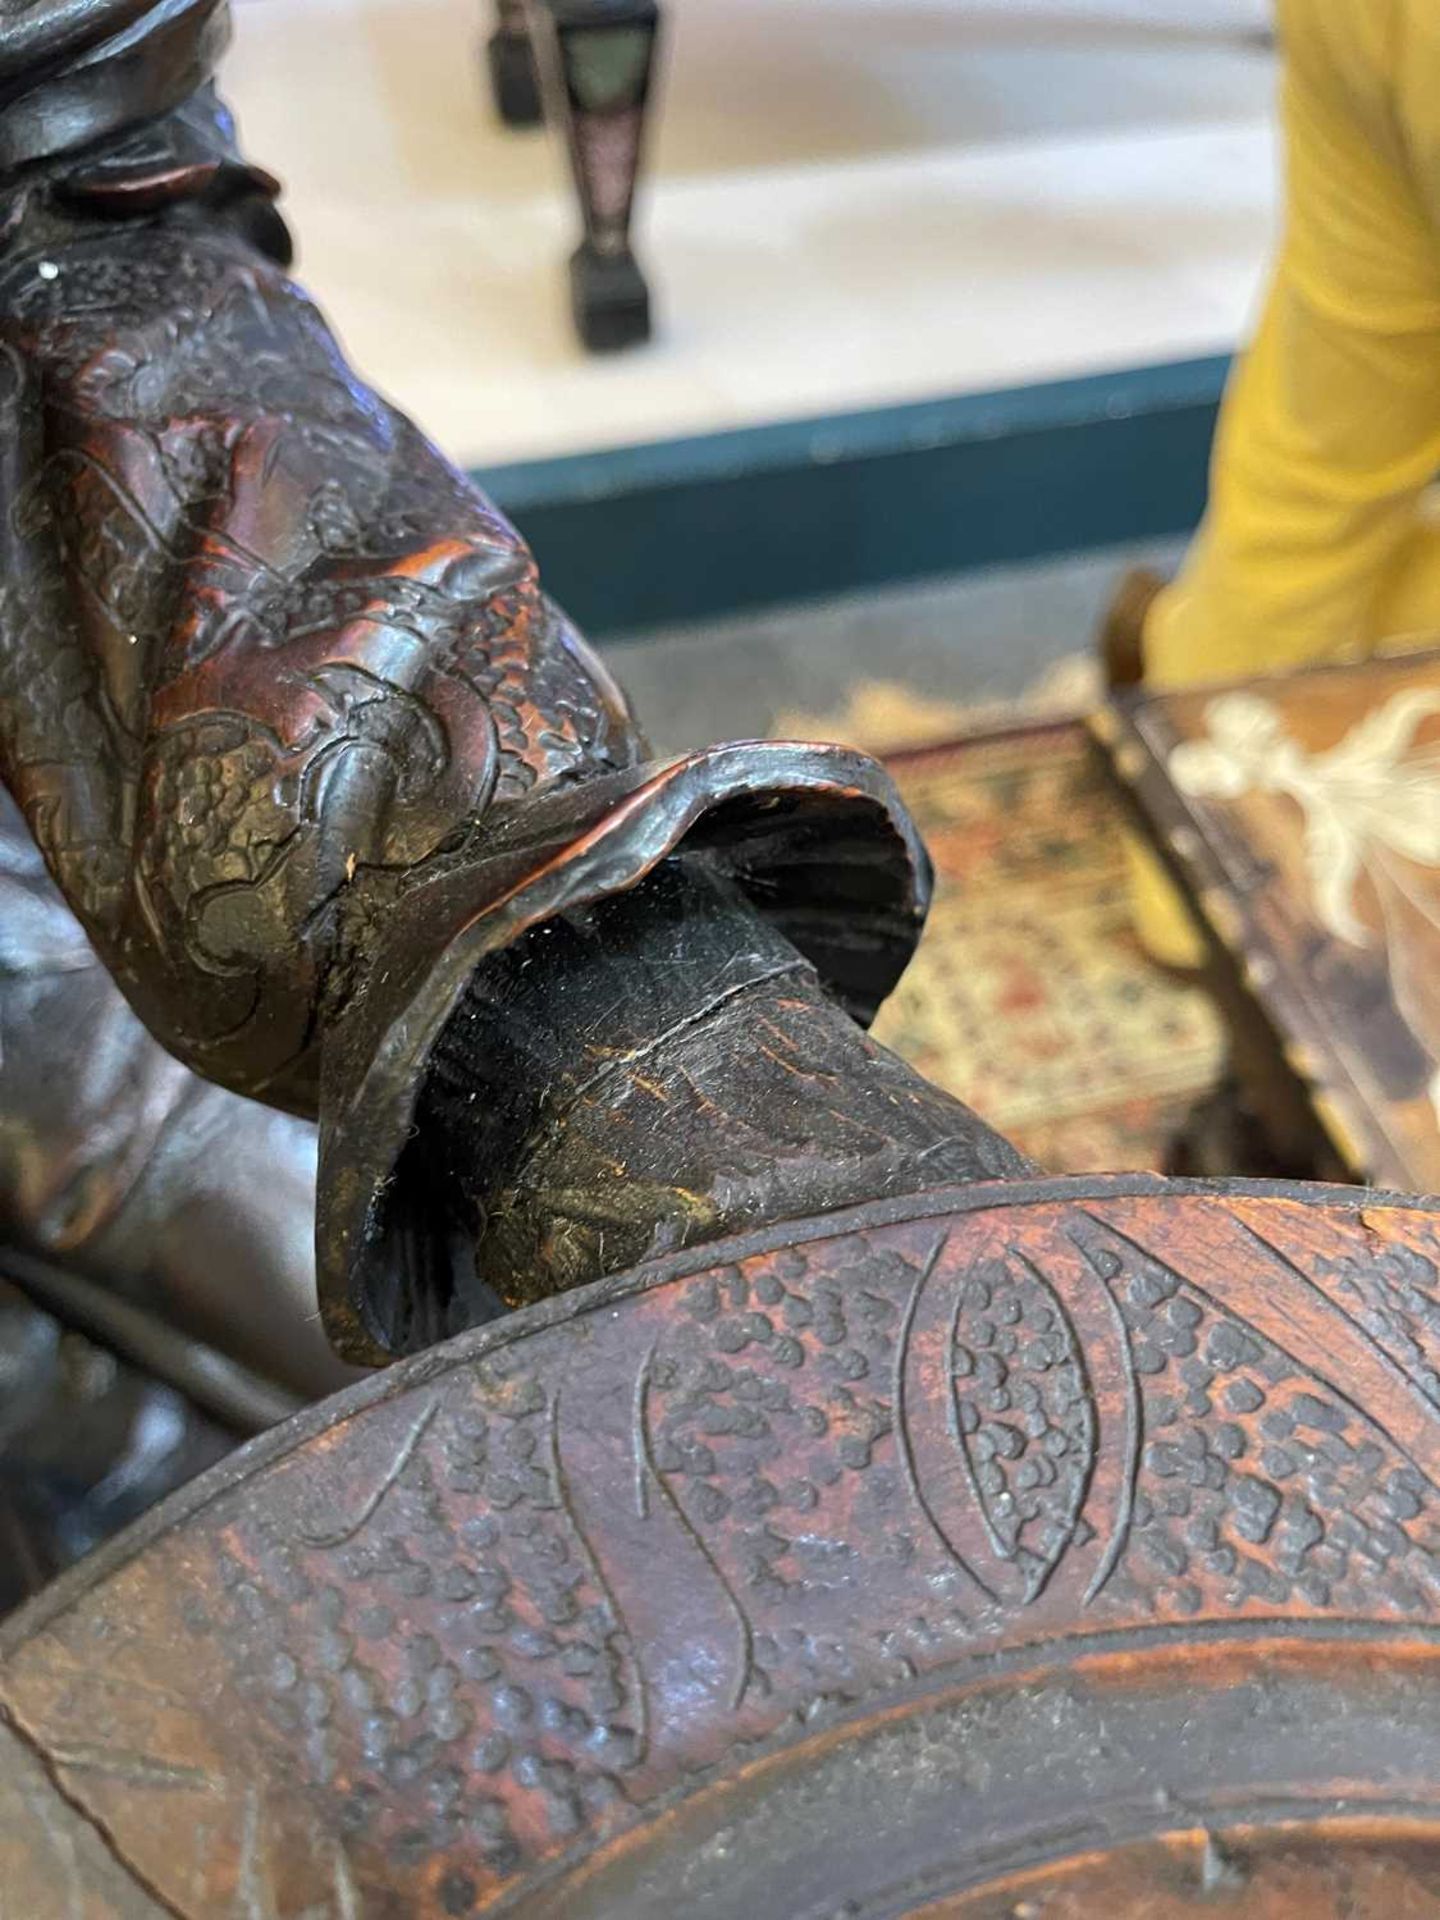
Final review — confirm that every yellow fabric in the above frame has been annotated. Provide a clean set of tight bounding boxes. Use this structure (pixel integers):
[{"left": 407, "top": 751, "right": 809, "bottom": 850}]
[{"left": 1133, "top": 0, "right": 1440, "bottom": 963}]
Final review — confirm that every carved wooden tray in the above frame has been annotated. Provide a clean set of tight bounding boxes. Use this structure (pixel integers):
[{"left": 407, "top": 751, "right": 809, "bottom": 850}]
[{"left": 7, "top": 1175, "right": 1440, "bottom": 1915}]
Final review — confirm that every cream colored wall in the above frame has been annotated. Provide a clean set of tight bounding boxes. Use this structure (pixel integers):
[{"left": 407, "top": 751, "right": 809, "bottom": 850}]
[{"left": 225, "top": 0, "right": 1278, "bottom": 467}]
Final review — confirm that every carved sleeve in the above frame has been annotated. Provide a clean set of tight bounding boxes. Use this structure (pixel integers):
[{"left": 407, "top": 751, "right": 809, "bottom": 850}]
[{"left": 0, "top": 11, "right": 930, "bottom": 1355}]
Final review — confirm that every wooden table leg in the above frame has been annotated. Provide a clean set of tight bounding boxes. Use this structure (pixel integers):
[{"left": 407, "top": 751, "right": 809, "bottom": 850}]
[
  {"left": 486, "top": 0, "right": 544, "bottom": 126},
  {"left": 533, "top": 0, "right": 661, "bottom": 350}
]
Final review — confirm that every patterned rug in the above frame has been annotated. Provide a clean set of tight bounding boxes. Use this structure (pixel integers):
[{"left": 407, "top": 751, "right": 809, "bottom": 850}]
[{"left": 871, "top": 720, "right": 1226, "bottom": 1174}]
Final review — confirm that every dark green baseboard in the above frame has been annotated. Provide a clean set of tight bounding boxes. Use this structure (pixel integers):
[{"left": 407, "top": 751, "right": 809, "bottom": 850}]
[{"left": 472, "top": 355, "right": 1230, "bottom": 639}]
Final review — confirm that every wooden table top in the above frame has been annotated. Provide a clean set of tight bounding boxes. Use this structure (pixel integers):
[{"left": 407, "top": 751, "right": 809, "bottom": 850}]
[{"left": 1094, "top": 647, "right": 1440, "bottom": 1195}]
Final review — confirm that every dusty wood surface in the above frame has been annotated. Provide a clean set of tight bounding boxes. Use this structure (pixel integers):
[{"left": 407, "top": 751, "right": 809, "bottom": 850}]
[{"left": 7, "top": 1175, "right": 1440, "bottom": 1914}]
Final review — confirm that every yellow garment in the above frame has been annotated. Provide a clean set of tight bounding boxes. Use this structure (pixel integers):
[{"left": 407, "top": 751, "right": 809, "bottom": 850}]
[{"left": 1135, "top": 0, "right": 1440, "bottom": 963}]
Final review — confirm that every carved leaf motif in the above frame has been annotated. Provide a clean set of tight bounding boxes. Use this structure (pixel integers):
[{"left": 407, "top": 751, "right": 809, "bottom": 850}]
[{"left": 949, "top": 1251, "right": 1095, "bottom": 1600}]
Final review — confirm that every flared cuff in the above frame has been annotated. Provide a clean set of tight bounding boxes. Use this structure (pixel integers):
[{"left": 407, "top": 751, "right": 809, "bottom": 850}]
[{"left": 316, "top": 741, "right": 932, "bottom": 1362}]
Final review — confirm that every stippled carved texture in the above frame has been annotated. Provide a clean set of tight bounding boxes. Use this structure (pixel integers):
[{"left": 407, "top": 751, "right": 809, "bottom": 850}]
[{"left": 7, "top": 1182, "right": 1440, "bottom": 1913}]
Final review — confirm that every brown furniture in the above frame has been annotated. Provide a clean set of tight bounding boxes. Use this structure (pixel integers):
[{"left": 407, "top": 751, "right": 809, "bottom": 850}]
[
  {"left": 1095, "top": 648, "right": 1440, "bottom": 1194},
  {"left": 486, "top": 0, "right": 661, "bottom": 350}
]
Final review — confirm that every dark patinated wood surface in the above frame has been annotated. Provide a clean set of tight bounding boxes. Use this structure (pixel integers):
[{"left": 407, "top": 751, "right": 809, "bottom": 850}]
[
  {"left": 8, "top": 1175, "right": 1440, "bottom": 1915},
  {"left": 0, "top": 47, "right": 929, "bottom": 1364},
  {"left": 1096, "top": 650, "right": 1440, "bottom": 1193}
]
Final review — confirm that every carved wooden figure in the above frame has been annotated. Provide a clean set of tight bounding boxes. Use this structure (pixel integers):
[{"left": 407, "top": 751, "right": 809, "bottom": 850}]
[{"left": 5, "top": 6, "right": 1440, "bottom": 1916}]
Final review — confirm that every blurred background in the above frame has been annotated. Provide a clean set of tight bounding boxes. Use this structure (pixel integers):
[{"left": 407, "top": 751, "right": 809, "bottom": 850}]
[{"left": 226, "top": 0, "right": 1277, "bottom": 747}]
